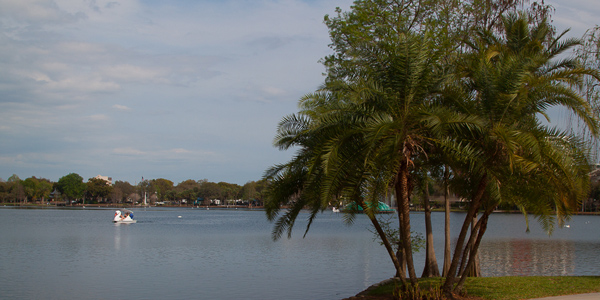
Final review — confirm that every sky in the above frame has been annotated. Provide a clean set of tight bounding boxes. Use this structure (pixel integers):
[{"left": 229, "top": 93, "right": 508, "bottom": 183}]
[{"left": 1, "top": 0, "right": 598, "bottom": 186}]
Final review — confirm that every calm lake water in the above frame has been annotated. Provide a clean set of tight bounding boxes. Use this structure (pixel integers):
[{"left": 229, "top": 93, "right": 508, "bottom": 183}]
[{"left": 0, "top": 207, "right": 598, "bottom": 300}]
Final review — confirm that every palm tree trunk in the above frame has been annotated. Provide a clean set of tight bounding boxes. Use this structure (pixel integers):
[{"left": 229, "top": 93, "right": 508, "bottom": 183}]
[
  {"left": 421, "top": 175, "right": 440, "bottom": 277},
  {"left": 396, "top": 245, "right": 407, "bottom": 279},
  {"left": 396, "top": 161, "right": 418, "bottom": 285},
  {"left": 366, "top": 211, "right": 406, "bottom": 282},
  {"left": 455, "top": 207, "right": 493, "bottom": 291},
  {"left": 442, "top": 174, "right": 487, "bottom": 294},
  {"left": 463, "top": 214, "right": 481, "bottom": 277},
  {"left": 457, "top": 214, "right": 481, "bottom": 278},
  {"left": 442, "top": 165, "right": 452, "bottom": 277}
]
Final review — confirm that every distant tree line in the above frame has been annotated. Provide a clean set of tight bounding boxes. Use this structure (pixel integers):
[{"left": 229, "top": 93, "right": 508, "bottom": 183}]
[
  {"left": 0, "top": 173, "right": 269, "bottom": 206},
  {"left": 1, "top": 171, "right": 597, "bottom": 209}
]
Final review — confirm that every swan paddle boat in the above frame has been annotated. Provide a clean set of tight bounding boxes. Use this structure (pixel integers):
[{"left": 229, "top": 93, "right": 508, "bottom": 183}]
[{"left": 113, "top": 209, "right": 137, "bottom": 223}]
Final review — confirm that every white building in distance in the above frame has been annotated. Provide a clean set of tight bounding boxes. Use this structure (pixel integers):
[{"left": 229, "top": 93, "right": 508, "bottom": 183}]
[{"left": 93, "top": 175, "right": 113, "bottom": 186}]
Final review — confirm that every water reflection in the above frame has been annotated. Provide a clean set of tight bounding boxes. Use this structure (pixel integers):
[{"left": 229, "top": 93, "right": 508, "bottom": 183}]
[
  {"left": 114, "top": 223, "right": 121, "bottom": 250},
  {"left": 480, "top": 239, "right": 575, "bottom": 276}
]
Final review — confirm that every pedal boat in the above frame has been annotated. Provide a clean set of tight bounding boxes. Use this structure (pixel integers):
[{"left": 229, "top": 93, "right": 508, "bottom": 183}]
[{"left": 113, "top": 209, "right": 137, "bottom": 223}]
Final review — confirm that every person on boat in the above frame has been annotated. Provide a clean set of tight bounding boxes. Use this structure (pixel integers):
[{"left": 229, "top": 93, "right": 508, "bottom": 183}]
[
  {"left": 114, "top": 210, "right": 122, "bottom": 222},
  {"left": 122, "top": 212, "right": 134, "bottom": 221}
]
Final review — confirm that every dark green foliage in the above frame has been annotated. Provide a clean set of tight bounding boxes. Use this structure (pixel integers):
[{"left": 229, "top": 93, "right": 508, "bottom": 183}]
[
  {"left": 56, "top": 173, "right": 86, "bottom": 201},
  {"left": 86, "top": 178, "right": 112, "bottom": 202}
]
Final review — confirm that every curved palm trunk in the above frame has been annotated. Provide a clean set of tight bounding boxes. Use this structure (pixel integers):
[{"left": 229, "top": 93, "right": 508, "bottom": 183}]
[
  {"left": 463, "top": 214, "right": 481, "bottom": 277},
  {"left": 396, "top": 245, "right": 407, "bottom": 278},
  {"left": 455, "top": 207, "right": 494, "bottom": 291},
  {"left": 456, "top": 214, "right": 481, "bottom": 279},
  {"left": 366, "top": 210, "right": 406, "bottom": 282},
  {"left": 442, "top": 165, "right": 452, "bottom": 277},
  {"left": 396, "top": 161, "right": 418, "bottom": 284},
  {"left": 442, "top": 174, "right": 487, "bottom": 295},
  {"left": 421, "top": 177, "right": 440, "bottom": 277}
]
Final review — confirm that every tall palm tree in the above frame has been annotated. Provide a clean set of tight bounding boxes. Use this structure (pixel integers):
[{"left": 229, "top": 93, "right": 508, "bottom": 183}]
[
  {"left": 263, "top": 87, "right": 408, "bottom": 280},
  {"left": 441, "top": 13, "right": 599, "bottom": 295},
  {"left": 345, "top": 33, "right": 450, "bottom": 284},
  {"left": 265, "top": 30, "right": 456, "bottom": 285}
]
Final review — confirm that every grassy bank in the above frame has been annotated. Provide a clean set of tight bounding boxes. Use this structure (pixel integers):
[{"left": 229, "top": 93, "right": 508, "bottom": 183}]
[{"left": 358, "top": 276, "right": 600, "bottom": 299}]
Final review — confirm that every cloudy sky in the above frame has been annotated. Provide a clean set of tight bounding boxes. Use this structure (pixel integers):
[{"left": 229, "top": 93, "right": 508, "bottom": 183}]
[{"left": 1, "top": 0, "right": 598, "bottom": 185}]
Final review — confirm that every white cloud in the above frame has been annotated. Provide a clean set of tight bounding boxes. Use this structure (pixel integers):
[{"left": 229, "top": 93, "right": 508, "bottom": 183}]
[
  {"left": 111, "top": 147, "right": 220, "bottom": 163},
  {"left": 100, "top": 64, "right": 166, "bottom": 84},
  {"left": 23, "top": 70, "right": 52, "bottom": 83},
  {"left": 112, "top": 104, "right": 131, "bottom": 111},
  {"left": 0, "top": 151, "right": 67, "bottom": 169},
  {"left": 113, "top": 147, "right": 146, "bottom": 156},
  {"left": 549, "top": 0, "right": 600, "bottom": 37},
  {"left": 46, "top": 76, "right": 121, "bottom": 93},
  {"left": 262, "top": 86, "right": 287, "bottom": 97},
  {"left": 55, "top": 41, "right": 106, "bottom": 55},
  {"left": 0, "top": 0, "right": 83, "bottom": 25},
  {"left": 84, "top": 114, "right": 109, "bottom": 121},
  {"left": 168, "top": 148, "right": 193, "bottom": 154}
]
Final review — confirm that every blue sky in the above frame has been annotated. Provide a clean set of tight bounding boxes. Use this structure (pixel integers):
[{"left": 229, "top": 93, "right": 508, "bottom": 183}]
[{"left": 1, "top": 0, "right": 598, "bottom": 185}]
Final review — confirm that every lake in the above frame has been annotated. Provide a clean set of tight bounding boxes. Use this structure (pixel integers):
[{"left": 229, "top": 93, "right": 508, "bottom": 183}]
[{"left": 0, "top": 207, "right": 598, "bottom": 300}]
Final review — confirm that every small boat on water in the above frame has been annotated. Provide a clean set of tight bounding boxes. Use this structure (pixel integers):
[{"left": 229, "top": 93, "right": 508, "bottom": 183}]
[{"left": 113, "top": 209, "right": 137, "bottom": 223}]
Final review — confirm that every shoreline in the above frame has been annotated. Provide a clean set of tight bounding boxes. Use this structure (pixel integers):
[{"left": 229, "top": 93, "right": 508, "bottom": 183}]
[{"left": 3, "top": 203, "right": 599, "bottom": 215}]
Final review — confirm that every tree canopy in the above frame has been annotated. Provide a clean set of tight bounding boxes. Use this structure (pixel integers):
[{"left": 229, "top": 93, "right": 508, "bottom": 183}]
[{"left": 56, "top": 173, "right": 86, "bottom": 201}]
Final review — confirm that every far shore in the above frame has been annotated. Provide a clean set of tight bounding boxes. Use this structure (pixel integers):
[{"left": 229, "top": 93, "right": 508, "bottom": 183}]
[
  {"left": 2, "top": 202, "right": 600, "bottom": 215},
  {"left": 0, "top": 202, "right": 265, "bottom": 210}
]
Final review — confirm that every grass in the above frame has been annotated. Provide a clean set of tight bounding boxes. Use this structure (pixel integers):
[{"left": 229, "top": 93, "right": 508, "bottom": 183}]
[{"left": 362, "top": 276, "right": 600, "bottom": 299}]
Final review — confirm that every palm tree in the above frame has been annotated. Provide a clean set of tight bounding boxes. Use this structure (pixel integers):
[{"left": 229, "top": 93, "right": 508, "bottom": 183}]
[
  {"left": 265, "top": 30, "right": 457, "bottom": 285},
  {"left": 344, "top": 32, "right": 451, "bottom": 284},
  {"left": 264, "top": 89, "right": 407, "bottom": 281},
  {"left": 441, "top": 13, "right": 599, "bottom": 295}
]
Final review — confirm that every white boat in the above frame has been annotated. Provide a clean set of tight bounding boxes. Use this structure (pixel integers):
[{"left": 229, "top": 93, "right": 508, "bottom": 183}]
[{"left": 113, "top": 209, "right": 137, "bottom": 223}]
